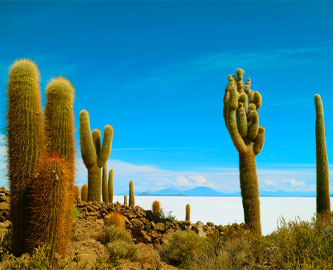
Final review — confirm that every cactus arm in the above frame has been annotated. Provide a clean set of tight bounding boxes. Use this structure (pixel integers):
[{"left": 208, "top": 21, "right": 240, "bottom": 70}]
[
  {"left": 236, "top": 104, "right": 248, "bottom": 137},
  {"left": 79, "top": 110, "right": 97, "bottom": 168},
  {"left": 97, "top": 125, "right": 113, "bottom": 168},
  {"left": 247, "top": 110, "right": 259, "bottom": 141},
  {"left": 253, "top": 126, "right": 265, "bottom": 155},
  {"left": 92, "top": 129, "right": 101, "bottom": 157}
]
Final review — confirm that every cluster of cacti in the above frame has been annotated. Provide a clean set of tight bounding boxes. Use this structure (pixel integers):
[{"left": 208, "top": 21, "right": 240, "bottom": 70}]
[
  {"left": 79, "top": 110, "right": 113, "bottom": 201},
  {"left": 124, "top": 195, "right": 128, "bottom": 206},
  {"left": 129, "top": 180, "right": 135, "bottom": 207},
  {"left": 102, "top": 163, "right": 108, "bottom": 202},
  {"left": 186, "top": 204, "right": 190, "bottom": 222},
  {"left": 152, "top": 201, "right": 161, "bottom": 217},
  {"left": 7, "top": 59, "right": 76, "bottom": 256},
  {"left": 315, "top": 95, "right": 331, "bottom": 223},
  {"left": 81, "top": 184, "right": 88, "bottom": 201},
  {"left": 223, "top": 68, "right": 265, "bottom": 235},
  {"left": 104, "top": 212, "right": 125, "bottom": 229},
  {"left": 108, "top": 169, "right": 114, "bottom": 203}
]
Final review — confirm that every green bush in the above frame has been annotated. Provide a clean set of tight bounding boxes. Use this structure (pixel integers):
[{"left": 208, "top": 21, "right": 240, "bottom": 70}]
[
  {"left": 106, "top": 240, "right": 141, "bottom": 262},
  {"left": 97, "top": 225, "right": 132, "bottom": 245}
]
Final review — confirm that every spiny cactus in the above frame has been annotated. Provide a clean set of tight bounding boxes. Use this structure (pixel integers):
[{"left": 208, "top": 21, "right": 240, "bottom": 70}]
[
  {"left": 45, "top": 77, "right": 75, "bottom": 254},
  {"left": 186, "top": 204, "right": 190, "bottom": 222},
  {"left": 102, "top": 163, "right": 108, "bottom": 202},
  {"left": 129, "top": 180, "right": 135, "bottom": 207},
  {"left": 108, "top": 169, "right": 114, "bottom": 204},
  {"left": 73, "top": 185, "right": 80, "bottom": 201},
  {"left": 27, "top": 155, "right": 69, "bottom": 258},
  {"left": 104, "top": 212, "right": 125, "bottom": 229},
  {"left": 81, "top": 184, "right": 88, "bottom": 201},
  {"left": 7, "top": 59, "right": 45, "bottom": 256},
  {"left": 223, "top": 68, "right": 265, "bottom": 234},
  {"left": 315, "top": 94, "right": 331, "bottom": 223},
  {"left": 79, "top": 110, "right": 113, "bottom": 201},
  {"left": 124, "top": 195, "right": 128, "bottom": 206},
  {"left": 152, "top": 201, "right": 161, "bottom": 217}
]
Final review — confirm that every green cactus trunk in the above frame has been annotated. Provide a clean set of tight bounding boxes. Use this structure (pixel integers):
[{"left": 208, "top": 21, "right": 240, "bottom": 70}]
[
  {"left": 27, "top": 155, "right": 68, "bottom": 259},
  {"left": 102, "top": 164, "right": 108, "bottom": 203},
  {"left": 7, "top": 60, "right": 45, "bottom": 256},
  {"left": 186, "top": 204, "right": 191, "bottom": 222},
  {"left": 88, "top": 164, "right": 102, "bottom": 201},
  {"left": 124, "top": 195, "right": 128, "bottom": 206},
  {"left": 129, "top": 180, "right": 135, "bottom": 207},
  {"left": 315, "top": 94, "right": 331, "bottom": 223},
  {"left": 239, "top": 144, "right": 261, "bottom": 234},
  {"left": 108, "top": 169, "right": 114, "bottom": 203}
]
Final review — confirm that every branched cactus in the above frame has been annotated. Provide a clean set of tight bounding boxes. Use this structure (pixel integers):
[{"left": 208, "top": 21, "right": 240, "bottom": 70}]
[
  {"left": 79, "top": 110, "right": 113, "bottom": 201},
  {"left": 108, "top": 169, "right": 114, "bottom": 203},
  {"left": 7, "top": 59, "right": 45, "bottom": 256},
  {"left": 129, "top": 180, "right": 135, "bottom": 207},
  {"left": 186, "top": 204, "right": 190, "bottom": 222},
  {"left": 315, "top": 94, "right": 331, "bottom": 223},
  {"left": 223, "top": 68, "right": 265, "bottom": 234},
  {"left": 124, "top": 195, "right": 128, "bottom": 206},
  {"left": 27, "top": 155, "right": 68, "bottom": 258},
  {"left": 152, "top": 201, "right": 161, "bottom": 217},
  {"left": 45, "top": 77, "right": 75, "bottom": 254},
  {"left": 102, "top": 163, "right": 108, "bottom": 202},
  {"left": 81, "top": 184, "right": 88, "bottom": 201}
]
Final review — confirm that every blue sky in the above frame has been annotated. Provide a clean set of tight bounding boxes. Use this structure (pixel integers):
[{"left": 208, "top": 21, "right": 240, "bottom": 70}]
[{"left": 1, "top": 1, "right": 333, "bottom": 195}]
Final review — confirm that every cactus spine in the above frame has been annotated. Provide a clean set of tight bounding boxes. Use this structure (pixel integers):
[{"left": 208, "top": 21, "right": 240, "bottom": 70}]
[
  {"left": 27, "top": 155, "right": 68, "bottom": 258},
  {"left": 315, "top": 94, "right": 331, "bottom": 223},
  {"left": 79, "top": 110, "right": 113, "bottom": 201},
  {"left": 124, "top": 195, "right": 128, "bottom": 206},
  {"left": 45, "top": 77, "right": 75, "bottom": 254},
  {"left": 108, "top": 169, "right": 114, "bottom": 203},
  {"left": 186, "top": 204, "right": 190, "bottom": 222},
  {"left": 129, "top": 180, "right": 135, "bottom": 207},
  {"left": 102, "top": 163, "right": 109, "bottom": 202},
  {"left": 223, "top": 68, "right": 265, "bottom": 234},
  {"left": 7, "top": 59, "right": 45, "bottom": 256},
  {"left": 81, "top": 184, "right": 88, "bottom": 201},
  {"left": 152, "top": 201, "right": 161, "bottom": 217}
]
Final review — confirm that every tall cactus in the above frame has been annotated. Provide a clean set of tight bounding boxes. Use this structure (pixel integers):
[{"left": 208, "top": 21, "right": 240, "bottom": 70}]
[
  {"left": 79, "top": 110, "right": 113, "bottom": 201},
  {"left": 223, "top": 68, "right": 265, "bottom": 234},
  {"left": 102, "top": 163, "right": 108, "bottom": 202},
  {"left": 7, "top": 59, "right": 45, "bottom": 256},
  {"left": 186, "top": 203, "right": 191, "bottom": 222},
  {"left": 81, "top": 184, "right": 88, "bottom": 201},
  {"left": 27, "top": 155, "right": 69, "bottom": 258},
  {"left": 45, "top": 77, "right": 75, "bottom": 254},
  {"left": 124, "top": 195, "right": 128, "bottom": 206},
  {"left": 108, "top": 169, "right": 114, "bottom": 203},
  {"left": 315, "top": 94, "right": 331, "bottom": 223},
  {"left": 129, "top": 180, "right": 135, "bottom": 207}
]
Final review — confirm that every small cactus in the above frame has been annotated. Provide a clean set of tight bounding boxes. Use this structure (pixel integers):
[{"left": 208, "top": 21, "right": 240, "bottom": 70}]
[
  {"left": 129, "top": 180, "right": 135, "bottom": 207},
  {"left": 152, "top": 201, "right": 161, "bottom": 217},
  {"left": 73, "top": 185, "right": 80, "bottom": 201},
  {"left": 104, "top": 212, "right": 125, "bottom": 229},
  {"left": 102, "top": 163, "right": 108, "bottom": 202},
  {"left": 108, "top": 169, "right": 114, "bottom": 204},
  {"left": 186, "top": 204, "right": 191, "bottom": 222},
  {"left": 315, "top": 94, "right": 331, "bottom": 223},
  {"left": 124, "top": 195, "right": 128, "bottom": 206},
  {"left": 27, "top": 155, "right": 69, "bottom": 258},
  {"left": 81, "top": 184, "right": 88, "bottom": 201},
  {"left": 7, "top": 59, "right": 45, "bottom": 256},
  {"left": 79, "top": 110, "right": 113, "bottom": 201}
]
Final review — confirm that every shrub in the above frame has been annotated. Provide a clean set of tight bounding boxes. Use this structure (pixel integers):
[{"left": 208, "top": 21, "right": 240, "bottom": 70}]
[
  {"left": 97, "top": 225, "right": 132, "bottom": 245},
  {"left": 106, "top": 240, "right": 141, "bottom": 262},
  {"left": 104, "top": 212, "right": 125, "bottom": 229}
]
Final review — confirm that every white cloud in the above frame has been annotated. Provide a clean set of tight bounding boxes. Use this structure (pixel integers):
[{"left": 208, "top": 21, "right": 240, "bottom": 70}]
[
  {"left": 262, "top": 179, "right": 276, "bottom": 186},
  {"left": 176, "top": 176, "right": 191, "bottom": 187},
  {"left": 284, "top": 178, "right": 305, "bottom": 187}
]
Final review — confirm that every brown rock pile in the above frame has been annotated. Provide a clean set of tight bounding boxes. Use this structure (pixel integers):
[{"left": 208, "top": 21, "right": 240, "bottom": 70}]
[{"left": 0, "top": 187, "right": 10, "bottom": 222}]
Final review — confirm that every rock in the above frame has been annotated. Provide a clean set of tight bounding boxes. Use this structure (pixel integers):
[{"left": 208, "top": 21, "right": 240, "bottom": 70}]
[
  {"left": 194, "top": 221, "right": 206, "bottom": 237},
  {"left": 0, "top": 202, "right": 10, "bottom": 211},
  {"left": 154, "top": 223, "right": 165, "bottom": 232}
]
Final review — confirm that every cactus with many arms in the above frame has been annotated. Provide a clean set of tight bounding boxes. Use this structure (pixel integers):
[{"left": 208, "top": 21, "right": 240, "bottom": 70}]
[
  {"left": 129, "top": 180, "right": 135, "bottom": 207},
  {"left": 27, "top": 155, "right": 69, "bottom": 258},
  {"left": 315, "top": 94, "right": 331, "bottom": 223},
  {"left": 186, "top": 204, "right": 191, "bottom": 222},
  {"left": 152, "top": 201, "right": 161, "bottom": 217},
  {"left": 7, "top": 59, "right": 45, "bottom": 256},
  {"left": 45, "top": 77, "right": 75, "bottom": 254},
  {"left": 223, "top": 68, "right": 265, "bottom": 234},
  {"left": 81, "top": 184, "right": 88, "bottom": 201},
  {"left": 102, "top": 163, "right": 109, "bottom": 202},
  {"left": 108, "top": 169, "right": 114, "bottom": 203},
  {"left": 79, "top": 110, "right": 113, "bottom": 201}
]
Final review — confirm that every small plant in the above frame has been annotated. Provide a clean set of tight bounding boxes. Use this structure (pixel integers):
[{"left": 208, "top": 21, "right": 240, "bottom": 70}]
[
  {"left": 98, "top": 225, "right": 132, "bottom": 245},
  {"left": 186, "top": 203, "right": 191, "bottom": 222},
  {"left": 129, "top": 180, "right": 135, "bottom": 207},
  {"left": 160, "top": 208, "right": 176, "bottom": 222},
  {"left": 81, "top": 184, "right": 88, "bottom": 201},
  {"left": 152, "top": 200, "right": 161, "bottom": 218},
  {"left": 104, "top": 212, "right": 125, "bottom": 229},
  {"left": 124, "top": 195, "right": 128, "bottom": 206}
]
